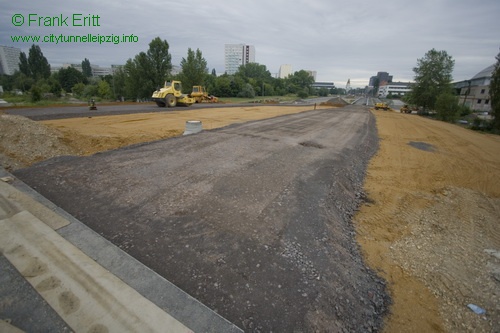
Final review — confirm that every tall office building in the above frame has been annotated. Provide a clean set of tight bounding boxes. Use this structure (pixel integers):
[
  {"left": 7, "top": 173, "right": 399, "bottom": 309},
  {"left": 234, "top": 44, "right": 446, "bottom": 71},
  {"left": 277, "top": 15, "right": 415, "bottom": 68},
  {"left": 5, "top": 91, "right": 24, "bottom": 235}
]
[
  {"left": 306, "top": 70, "right": 317, "bottom": 81},
  {"left": 0, "top": 45, "right": 21, "bottom": 75},
  {"left": 224, "top": 44, "right": 255, "bottom": 75},
  {"left": 369, "top": 71, "right": 393, "bottom": 86},
  {"left": 279, "top": 64, "right": 292, "bottom": 79}
]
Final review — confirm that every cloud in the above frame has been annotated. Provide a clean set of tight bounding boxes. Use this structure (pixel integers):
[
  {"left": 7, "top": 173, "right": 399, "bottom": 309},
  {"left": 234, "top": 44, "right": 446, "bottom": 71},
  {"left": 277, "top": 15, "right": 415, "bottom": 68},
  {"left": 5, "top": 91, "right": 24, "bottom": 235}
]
[{"left": 2, "top": 0, "right": 499, "bottom": 87}]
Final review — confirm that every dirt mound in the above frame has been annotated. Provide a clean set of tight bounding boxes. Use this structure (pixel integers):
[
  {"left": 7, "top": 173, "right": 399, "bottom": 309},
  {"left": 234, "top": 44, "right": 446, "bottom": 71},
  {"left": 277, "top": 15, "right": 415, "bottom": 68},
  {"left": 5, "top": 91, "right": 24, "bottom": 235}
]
[
  {"left": 0, "top": 114, "right": 78, "bottom": 171},
  {"left": 321, "top": 97, "right": 349, "bottom": 107}
]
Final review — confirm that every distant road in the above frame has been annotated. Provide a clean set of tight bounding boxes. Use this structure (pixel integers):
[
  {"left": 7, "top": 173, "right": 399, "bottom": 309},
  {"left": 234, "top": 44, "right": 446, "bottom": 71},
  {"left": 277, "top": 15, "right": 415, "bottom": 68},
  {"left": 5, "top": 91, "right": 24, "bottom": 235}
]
[
  {"left": 4, "top": 103, "right": 240, "bottom": 121},
  {"left": 4, "top": 100, "right": 324, "bottom": 121}
]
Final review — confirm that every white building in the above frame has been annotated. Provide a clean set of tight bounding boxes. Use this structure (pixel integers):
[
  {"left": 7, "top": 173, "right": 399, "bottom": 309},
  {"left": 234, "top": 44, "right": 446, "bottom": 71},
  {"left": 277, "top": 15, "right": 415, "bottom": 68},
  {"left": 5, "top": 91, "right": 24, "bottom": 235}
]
[
  {"left": 455, "top": 64, "right": 494, "bottom": 112},
  {"left": 378, "top": 82, "right": 412, "bottom": 98},
  {"left": 0, "top": 45, "right": 21, "bottom": 75},
  {"left": 51, "top": 63, "right": 114, "bottom": 77},
  {"left": 224, "top": 44, "right": 255, "bottom": 75},
  {"left": 279, "top": 64, "right": 292, "bottom": 79},
  {"left": 305, "top": 70, "right": 317, "bottom": 81}
]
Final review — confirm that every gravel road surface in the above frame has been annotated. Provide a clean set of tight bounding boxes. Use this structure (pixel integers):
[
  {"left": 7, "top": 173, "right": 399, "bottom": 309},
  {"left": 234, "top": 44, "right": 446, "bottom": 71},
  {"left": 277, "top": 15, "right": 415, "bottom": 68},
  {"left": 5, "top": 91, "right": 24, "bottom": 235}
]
[{"left": 14, "top": 106, "right": 389, "bottom": 332}]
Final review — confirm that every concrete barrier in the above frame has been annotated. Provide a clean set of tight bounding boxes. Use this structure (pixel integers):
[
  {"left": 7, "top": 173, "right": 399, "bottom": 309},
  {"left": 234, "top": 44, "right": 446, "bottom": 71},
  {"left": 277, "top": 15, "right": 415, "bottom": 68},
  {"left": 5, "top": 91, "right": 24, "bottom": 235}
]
[{"left": 183, "top": 120, "right": 202, "bottom": 135}]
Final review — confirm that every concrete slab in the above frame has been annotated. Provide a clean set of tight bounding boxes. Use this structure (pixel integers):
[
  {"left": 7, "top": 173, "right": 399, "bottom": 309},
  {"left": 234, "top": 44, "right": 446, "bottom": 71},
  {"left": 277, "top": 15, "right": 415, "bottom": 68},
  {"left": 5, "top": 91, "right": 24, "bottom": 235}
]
[
  {"left": 0, "top": 180, "right": 69, "bottom": 230},
  {"left": 0, "top": 210, "right": 193, "bottom": 332}
]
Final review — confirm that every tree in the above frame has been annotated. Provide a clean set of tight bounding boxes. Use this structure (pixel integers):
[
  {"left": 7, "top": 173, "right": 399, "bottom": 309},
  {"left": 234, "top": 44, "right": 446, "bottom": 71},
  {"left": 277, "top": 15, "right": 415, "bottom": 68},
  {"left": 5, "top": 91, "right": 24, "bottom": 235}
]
[
  {"left": 317, "top": 87, "right": 329, "bottom": 97},
  {"left": 238, "top": 83, "right": 255, "bottom": 98},
  {"left": 58, "top": 67, "right": 86, "bottom": 92},
  {"left": 82, "top": 58, "right": 92, "bottom": 77},
  {"left": 19, "top": 52, "right": 30, "bottom": 77},
  {"left": 30, "top": 84, "right": 42, "bottom": 102},
  {"left": 435, "top": 92, "right": 459, "bottom": 122},
  {"left": 123, "top": 37, "right": 172, "bottom": 99},
  {"left": 48, "top": 75, "right": 62, "bottom": 97},
  {"left": 212, "top": 75, "right": 232, "bottom": 97},
  {"left": 236, "top": 63, "right": 272, "bottom": 82},
  {"left": 407, "top": 49, "right": 454, "bottom": 111},
  {"left": 179, "top": 48, "right": 208, "bottom": 93},
  {"left": 72, "top": 82, "right": 86, "bottom": 97},
  {"left": 147, "top": 37, "right": 172, "bottom": 87},
  {"left": 289, "top": 70, "right": 315, "bottom": 93},
  {"left": 112, "top": 67, "right": 127, "bottom": 100},
  {"left": 13, "top": 72, "right": 34, "bottom": 92},
  {"left": 82, "top": 84, "right": 98, "bottom": 98},
  {"left": 97, "top": 80, "right": 112, "bottom": 99},
  {"left": 490, "top": 49, "right": 500, "bottom": 130},
  {"left": 211, "top": 68, "right": 217, "bottom": 76},
  {"left": 27, "top": 44, "right": 51, "bottom": 80},
  {"left": 124, "top": 53, "right": 153, "bottom": 99},
  {"left": 235, "top": 63, "right": 273, "bottom": 96}
]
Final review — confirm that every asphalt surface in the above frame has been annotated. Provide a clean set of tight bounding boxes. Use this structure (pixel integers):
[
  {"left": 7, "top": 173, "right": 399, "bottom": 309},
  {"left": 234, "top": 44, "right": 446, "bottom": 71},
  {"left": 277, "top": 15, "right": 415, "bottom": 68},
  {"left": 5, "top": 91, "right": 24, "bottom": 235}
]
[
  {"left": 14, "top": 105, "right": 389, "bottom": 332},
  {"left": 0, "top": 168, "right": 242, "bottom": 333},
  {"left": 4, "top": 100, "right": 323, "bottom": 121}
]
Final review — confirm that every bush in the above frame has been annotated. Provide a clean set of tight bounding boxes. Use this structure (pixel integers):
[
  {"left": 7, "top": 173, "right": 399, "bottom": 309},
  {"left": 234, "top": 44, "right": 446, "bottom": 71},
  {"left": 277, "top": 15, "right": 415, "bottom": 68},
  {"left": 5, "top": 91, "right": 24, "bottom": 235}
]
[
  {"left": 297, "top": 89, "right": 309, "bottom": 99},
  {"left": 238, "top": 83, "right": 255, "bottom": 98},
  {"left": 457, "top": 104, "right": 472, "bottom": 117},
  {"left": 470, "top": 117, "right": 494, "bottom": 131},
  {"left": 82, "top": 84, "right": 98, "bottom": 99},
  {"left": 435, "top": 92, "right": 459, "bottom": 122},
  {"left": 72, "top": 82, "right": 86, "bottom": 97},
  {"left": 30, "top": 85, "right": 42, "bottom": 102}
]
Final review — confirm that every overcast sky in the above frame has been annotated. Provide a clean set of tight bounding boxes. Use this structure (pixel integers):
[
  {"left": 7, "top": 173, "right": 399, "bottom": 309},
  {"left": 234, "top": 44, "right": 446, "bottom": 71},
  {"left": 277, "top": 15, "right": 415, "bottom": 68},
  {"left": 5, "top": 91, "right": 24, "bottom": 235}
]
[{"left": 2, "top": 0, "right": 499, "bottom": 87}]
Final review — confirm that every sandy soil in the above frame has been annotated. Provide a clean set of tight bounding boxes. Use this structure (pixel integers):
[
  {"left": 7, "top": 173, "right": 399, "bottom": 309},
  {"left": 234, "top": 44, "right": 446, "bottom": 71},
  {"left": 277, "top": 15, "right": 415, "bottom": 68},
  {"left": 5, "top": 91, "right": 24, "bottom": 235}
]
[
  {"left": 40, "top": 105, "right": 326, "bottom": 155},
  {"left": 354, "top": 110, "right": 500, "bottom": 332}
]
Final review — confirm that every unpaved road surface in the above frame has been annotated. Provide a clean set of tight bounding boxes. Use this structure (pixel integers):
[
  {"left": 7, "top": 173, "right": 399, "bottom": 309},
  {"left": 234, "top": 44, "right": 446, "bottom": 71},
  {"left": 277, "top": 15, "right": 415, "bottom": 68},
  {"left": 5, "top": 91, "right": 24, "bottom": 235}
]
[
  {"left": 5, "top": 102, "right": 256, "bottom": 121},
  {"left": 14, "top": 106, "right": 389, "bottom": 332},
  {"left": 0, "top": 105, "right": 327, "bottom": 170},
  {"left": 355, "top": 111, "right": 500, "bottom": 333}
]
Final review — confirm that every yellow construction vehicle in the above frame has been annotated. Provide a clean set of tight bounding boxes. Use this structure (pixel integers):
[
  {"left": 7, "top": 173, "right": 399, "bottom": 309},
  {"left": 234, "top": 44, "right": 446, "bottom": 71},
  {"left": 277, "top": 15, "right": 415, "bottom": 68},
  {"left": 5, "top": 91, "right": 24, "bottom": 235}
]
[
  {"left": 190, "top": 86, "right": 219, "bottom": 103},
  {"left": 400, "top": 104, "right": 412, "bottom": 114},
  {"left": 374, "top": 102, "right": 390, "bottom": 110},
  {"left": 152, "top": 81, "right": 195, "bottom": 107}
]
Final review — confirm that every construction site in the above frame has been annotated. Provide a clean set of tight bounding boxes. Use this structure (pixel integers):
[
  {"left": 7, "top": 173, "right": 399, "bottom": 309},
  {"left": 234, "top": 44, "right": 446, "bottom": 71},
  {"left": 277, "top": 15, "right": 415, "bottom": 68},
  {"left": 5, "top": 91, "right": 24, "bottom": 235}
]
[{"left": 1, "top": 101, "right": 499, "bottom": 332}]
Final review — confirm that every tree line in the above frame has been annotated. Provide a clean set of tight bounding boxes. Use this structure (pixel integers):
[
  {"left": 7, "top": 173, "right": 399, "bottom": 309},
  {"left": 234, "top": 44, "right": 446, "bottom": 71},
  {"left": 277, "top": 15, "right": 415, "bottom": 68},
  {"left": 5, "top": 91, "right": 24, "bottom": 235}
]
[
  {"left": 404, "top": 48, "right": 500, "bottom": 131},
  {"left": 113, "top": 37, "right": 339, "bottom": 100},
  {"left": 0, "top": 37, "right": 341, "bottom": 103}
]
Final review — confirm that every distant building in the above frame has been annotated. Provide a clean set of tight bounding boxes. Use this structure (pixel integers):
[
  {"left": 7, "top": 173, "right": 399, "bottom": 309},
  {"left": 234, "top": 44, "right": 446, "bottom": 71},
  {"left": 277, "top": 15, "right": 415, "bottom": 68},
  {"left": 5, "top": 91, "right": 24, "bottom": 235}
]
[
  {"left": 312, "top": 82, "right": 335, "bottom": 89},
  {"left": 279, "top": 64, "right": 292, "bottom": 79},
  {"left": 171, "top": 65, "right": 181, "bottom": 76},
  {"left": 305, "top": 70, "right": 317, "bottom": 81},
  {"left": 51, "top": 63, "right": 114, "bottom": 77},
  {"left": 110, "top": 64, "right": 123, "bottom": 74},
  {"left": 377, "top": 82, "right": 411, "bottom": 98},
  {"left": 91, "top": 65, "right": 113, "bottom": 76},
  {"left": 369, "top": 71, "right": 393, "bottom": 86},
  {"left": 0, "top": 45, "right": 21, "bottom": 75},
  {"left": 455, "top": 64, "right": 494, "bottom": 112},
  {"left": 224, "top": 44, "right": 255, "bottom": 75}
]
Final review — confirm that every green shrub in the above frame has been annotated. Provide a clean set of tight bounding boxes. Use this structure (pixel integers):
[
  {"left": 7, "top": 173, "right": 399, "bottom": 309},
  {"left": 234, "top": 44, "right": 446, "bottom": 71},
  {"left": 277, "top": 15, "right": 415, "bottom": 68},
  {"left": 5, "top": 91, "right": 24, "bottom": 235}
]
[{"left": 30, "top": 85, "right": 42, "bottom": 102}]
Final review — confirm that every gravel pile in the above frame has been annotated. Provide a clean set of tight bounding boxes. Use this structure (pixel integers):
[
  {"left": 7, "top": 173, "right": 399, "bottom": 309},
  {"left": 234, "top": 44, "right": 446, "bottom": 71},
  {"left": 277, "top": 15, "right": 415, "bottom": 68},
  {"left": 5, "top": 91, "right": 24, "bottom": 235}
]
[{"left": 0, "top": 114, "right": 77, "bottom": 171}]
